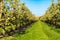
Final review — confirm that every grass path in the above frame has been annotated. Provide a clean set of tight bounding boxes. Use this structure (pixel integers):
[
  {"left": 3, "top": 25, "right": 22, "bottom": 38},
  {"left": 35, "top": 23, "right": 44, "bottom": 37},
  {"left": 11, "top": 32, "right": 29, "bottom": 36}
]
[
  {"left": 1, "top": 21, "right": 60, "bottom": 40},
  {"left": 40, "top": 21, "right": 60, "bottom": 40}
]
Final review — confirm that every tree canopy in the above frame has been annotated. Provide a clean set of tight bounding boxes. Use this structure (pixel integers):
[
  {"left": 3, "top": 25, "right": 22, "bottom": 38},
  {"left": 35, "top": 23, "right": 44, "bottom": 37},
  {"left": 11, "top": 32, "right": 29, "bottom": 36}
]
[
  {"left": 0, "top": 0, "right": 36, "bottom": 36},
  {"left": 40, "top": 0, "right": 60, "bottom": 28}
]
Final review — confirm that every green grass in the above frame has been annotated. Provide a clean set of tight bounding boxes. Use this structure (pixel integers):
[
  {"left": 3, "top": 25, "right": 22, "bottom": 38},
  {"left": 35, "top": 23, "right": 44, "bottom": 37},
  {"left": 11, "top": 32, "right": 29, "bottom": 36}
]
[
  {"left": 1, "top": 21, "right": 60, "bottom": 40},
  {"left": 0, "top": 28, "right": 3, "bottom": 34}
]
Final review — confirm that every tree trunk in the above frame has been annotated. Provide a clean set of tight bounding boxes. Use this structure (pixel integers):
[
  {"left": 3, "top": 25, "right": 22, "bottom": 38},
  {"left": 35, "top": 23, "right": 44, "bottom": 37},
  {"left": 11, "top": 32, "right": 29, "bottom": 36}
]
[
  {"left": 0, "top": 0, "right": 3, "bottom": 19},
  {"left": 2, "top": 26, "right": 6, "bottom": 36}
]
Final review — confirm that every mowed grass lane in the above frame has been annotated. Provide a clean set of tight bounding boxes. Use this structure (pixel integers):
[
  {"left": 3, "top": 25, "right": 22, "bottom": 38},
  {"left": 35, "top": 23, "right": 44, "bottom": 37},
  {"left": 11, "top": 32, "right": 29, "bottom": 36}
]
[{"left": 1, "top": 21, "right": 60, "bottom": 40}]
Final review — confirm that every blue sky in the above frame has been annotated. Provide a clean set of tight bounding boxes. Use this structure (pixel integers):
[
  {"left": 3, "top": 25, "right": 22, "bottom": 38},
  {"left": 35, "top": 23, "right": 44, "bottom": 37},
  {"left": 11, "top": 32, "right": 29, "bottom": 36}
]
[{"left": 21, "top": 0, "right": 57, "bottom": 16}]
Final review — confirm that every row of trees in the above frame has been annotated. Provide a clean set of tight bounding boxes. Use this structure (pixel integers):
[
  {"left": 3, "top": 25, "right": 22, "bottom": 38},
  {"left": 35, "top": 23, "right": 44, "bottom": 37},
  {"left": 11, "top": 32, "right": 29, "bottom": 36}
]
[
  {"left": 0, "top": 0, "right": 36, "bottom": 36},
  {"left": 40, "top": 0, "right": 60, "bottom": 28}
]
